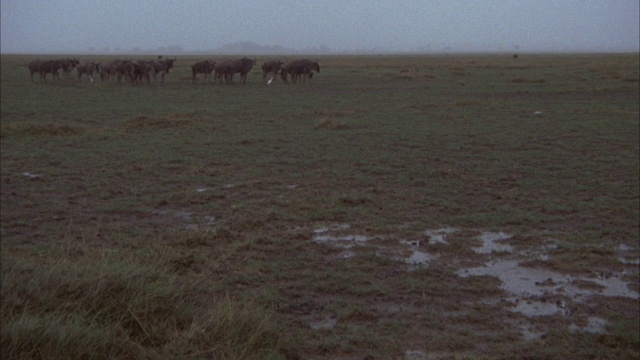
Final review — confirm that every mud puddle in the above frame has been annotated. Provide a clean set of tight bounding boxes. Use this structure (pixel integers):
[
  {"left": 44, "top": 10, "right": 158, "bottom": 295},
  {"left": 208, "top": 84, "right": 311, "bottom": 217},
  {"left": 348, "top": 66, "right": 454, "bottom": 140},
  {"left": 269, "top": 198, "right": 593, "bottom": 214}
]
[
  {"left": 616, "top": 244, "right": 640, "bottom": 265},
  {"left": 313, "top": 224, "right": 438, "bottom": 266},
  {"left": 457, "top": 231, "right": 638, "bottom": 340},
  {"left": 424, "top": 227, "right": 457, "bottom": 245},
  {"left": 400, "top": 240, "right": 438, "bottom": 266},
  {"left": 312, "top": 224, "right": 374, "bottom": 247},
  {"left": 569, "top": 316, "right": 609, "bottom": 334},
  {"left": 472, "top": 232, "right": 513, "bottom": 254},
  {"left": 151, "top": 209, "right": 216, "bottom": 230},
  {"left": 309, "top": 315, "right": 337, "bottom": 330},
  {"left": 309, "top": 226, "right": 639, "bottom": 341}
]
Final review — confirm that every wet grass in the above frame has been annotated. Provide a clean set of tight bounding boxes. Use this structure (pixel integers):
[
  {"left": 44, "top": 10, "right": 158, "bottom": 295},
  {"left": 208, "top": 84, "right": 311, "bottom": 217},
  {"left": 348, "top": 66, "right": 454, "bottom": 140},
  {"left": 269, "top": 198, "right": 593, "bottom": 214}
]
[{"left": 1, "top": 53, "right": 639, "bottom": 359}]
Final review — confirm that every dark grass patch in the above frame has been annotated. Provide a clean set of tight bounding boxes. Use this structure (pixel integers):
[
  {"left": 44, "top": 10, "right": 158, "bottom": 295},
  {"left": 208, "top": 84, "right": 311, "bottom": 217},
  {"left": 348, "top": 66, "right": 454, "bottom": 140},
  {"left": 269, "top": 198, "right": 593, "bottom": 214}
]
[
  {"left": 509, "top": 76, "right": 547, "bottom": 83},
  {"left": 1, "top": 122, "right": 84, "bottom": 138},
  {"left": 0, "top": 244, "right": 283, "bottom": 359},
  {"left": 313, "top": 118, "right": 356, "bottom": 130},
  {"left": 123, "top": 113, "right": 201, "bottom": 131}
]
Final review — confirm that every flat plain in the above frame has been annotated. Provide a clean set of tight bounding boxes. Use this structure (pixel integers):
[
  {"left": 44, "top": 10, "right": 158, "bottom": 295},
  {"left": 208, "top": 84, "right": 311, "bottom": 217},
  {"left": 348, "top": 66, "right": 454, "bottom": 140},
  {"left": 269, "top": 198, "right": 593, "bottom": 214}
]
[{"left": 1, "top": 53, "right": 639, "bottom": 359}]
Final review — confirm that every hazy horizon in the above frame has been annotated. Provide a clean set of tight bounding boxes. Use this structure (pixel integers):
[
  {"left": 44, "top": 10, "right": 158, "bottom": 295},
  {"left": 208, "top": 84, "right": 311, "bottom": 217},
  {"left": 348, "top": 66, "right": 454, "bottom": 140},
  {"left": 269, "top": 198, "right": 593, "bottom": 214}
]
[{"left": 2, "top": 0, "right": 639, "bottom": 55}]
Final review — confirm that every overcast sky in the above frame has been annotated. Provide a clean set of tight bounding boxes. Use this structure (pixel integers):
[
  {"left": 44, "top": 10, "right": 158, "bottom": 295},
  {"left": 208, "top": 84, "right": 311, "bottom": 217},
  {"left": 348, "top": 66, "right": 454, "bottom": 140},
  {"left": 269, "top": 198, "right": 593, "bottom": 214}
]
[{"left": 1, "top": 0, "right": 638, "bottom": 54}]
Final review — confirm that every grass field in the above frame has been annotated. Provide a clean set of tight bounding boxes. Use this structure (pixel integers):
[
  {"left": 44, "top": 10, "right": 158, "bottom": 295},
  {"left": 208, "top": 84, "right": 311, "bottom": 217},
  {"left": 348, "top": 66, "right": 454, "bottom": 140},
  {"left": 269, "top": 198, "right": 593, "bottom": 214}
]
[{"left": 1, "top": 53, "right": 639, "bottom": 359}]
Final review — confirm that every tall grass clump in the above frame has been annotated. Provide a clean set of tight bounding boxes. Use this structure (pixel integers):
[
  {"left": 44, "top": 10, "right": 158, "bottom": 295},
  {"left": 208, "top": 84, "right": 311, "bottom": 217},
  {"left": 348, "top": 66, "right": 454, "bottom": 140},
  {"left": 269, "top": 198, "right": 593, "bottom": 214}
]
[{"left": 0, "top": 245, "right": 282, "bottom": 359}]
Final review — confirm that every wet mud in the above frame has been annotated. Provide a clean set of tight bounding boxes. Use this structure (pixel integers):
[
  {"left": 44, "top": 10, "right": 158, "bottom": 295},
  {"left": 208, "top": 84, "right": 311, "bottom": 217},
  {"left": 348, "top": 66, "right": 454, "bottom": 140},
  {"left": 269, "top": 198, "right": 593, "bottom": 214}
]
[{"left": 310, "top": 224, "right": 639, "bottom": 340}]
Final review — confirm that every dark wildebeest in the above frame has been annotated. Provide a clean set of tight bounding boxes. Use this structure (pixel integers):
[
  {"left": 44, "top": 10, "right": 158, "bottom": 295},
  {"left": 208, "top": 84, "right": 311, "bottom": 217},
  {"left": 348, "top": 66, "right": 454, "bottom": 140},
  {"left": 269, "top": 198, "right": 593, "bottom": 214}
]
[
  {"left": 77, "top": 62, "right": 101, "bottom": 82},
  {"left": 149, "top": 58, "right": 175, "bottom": 83},
  {"left": 100, "top": 62, "right": 117, "bottom": 82},
  {"left": 191, "top": 60, "right": 216, "bottom": 84},
  {"left": 213, "top": 61, "right": 232, "bottom": 84},
  {"left": 114, "top": 60, "right": 135, "bottom": 83},
  {"left": 261, "top": 59, "right": 284, "bottom": 83},
  {"left": 28, "top": 60, "right": 42, "bottom": 81},
  {"left": 224, "top": 57, "right": 256, "bottom": 85},
  {"left": 58, "top": 58, "right": 79, "bottom": 79},
  {"left": 281, "top": 59, "right": 320, "bottom": 84},
  {"left": 38, "top": 60, "right": 63, "bottom": 82},
  {"left": 132, "top": 61, "right": 154, "bottom": 85}
]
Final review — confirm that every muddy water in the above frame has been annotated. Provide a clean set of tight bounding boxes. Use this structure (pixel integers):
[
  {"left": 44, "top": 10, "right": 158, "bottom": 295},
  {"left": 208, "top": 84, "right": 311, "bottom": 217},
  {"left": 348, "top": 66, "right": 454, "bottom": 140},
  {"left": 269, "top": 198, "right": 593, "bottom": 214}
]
[
  {"left": 312, "top": 225, "right": 373, "bottom": 248},
  {"left": 569, "top": 317, "right": 609, "bottom": 334},
  {"left": 617, "top": 244, "right": 640, "bottom": 265},
  {"left": 459, "top": 259, "right": 638, "bottom": 303},
  {"left": 310, "top": 226, "right": 639, "bottom": 340},
  {"left": 309, "top": 316, "right": 337, "bottom": 330},
  {"left": 456, "top": 231, "right": 638, "bottom": 340},
  {"left": 405, "top": 250, "right": 438, "bottom": 265},
  {"left": 458, "top": 232, "right": 638, "bottom": 322},
  {"left": 424, "top": 227, "right": 457, "bottom": 245},
  {"left": 315, "top": 225, "right": 438, "bottom": 266},
  {"left": 472, "top": 232, "right": 514, "bottom": 254}
]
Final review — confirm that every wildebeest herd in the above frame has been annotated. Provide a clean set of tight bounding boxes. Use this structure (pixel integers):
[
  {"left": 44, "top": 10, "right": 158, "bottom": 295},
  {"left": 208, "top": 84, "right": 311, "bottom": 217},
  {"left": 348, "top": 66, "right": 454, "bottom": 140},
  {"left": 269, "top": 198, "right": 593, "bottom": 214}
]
[
  {"left": 27, "top": 56, "right": 320, "bottom": 85},
  {"left": 28, "top": 57, "right": 176, "bottom": 84},
  {"left": 191, "top": 57, "right": 319, "bottom": 85}
]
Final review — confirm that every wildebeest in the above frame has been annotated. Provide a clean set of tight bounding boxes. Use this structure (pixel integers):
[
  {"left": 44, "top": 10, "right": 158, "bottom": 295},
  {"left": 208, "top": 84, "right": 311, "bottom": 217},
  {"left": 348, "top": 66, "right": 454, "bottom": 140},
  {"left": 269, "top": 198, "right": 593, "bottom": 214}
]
[
  {"left": 132, "top": 61, "right": 154, "bottom": 85},
  {"left": 28, "top": 60, "right": 42, "bottom": 81},
  {"left": 281, "top": 59, "right": 320, "bottom": 84},
  {"left": 30, "top": 59, "right": 78, "bottom": 82},
  {"left": 261, "top": 59, "right": 285, "bottom": 82},
  {"left": 59, "top": 58, "right": 79, "bottom": 79},
  {"left": 213, "top": 61, "right": 232, "bottom": 84},
  {"left": 77, "top": 62, "right": 101, "bottom": 82},
  {"left": 223, "top": 57, "right": 257, "bottom": 85},
  {"left": 191, "top": 60, "right": 216, "bottom": 84},
  {"left": 38, "top": 60, "right": 63, "bottom": 82},
  {"left": 113, "top": 60, "right": 135, "bottom": 83},
  {"left": 99, "top": 62, "right": 116, "bottom": 82},
  {"left": 149, "top": 58, "right": 175, "bottom": 83}
]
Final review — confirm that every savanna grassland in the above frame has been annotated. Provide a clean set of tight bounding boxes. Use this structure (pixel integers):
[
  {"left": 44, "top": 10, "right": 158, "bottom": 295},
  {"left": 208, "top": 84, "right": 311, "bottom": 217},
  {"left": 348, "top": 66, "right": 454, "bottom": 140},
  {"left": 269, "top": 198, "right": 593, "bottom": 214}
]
[{"left": 1, "top": 53, "right": 639, "bottom": 359}]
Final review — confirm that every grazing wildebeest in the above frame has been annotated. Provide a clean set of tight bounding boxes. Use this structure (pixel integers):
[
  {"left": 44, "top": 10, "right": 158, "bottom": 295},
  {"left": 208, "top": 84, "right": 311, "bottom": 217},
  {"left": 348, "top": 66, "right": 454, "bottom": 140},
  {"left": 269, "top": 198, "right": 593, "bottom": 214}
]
[
  {"left": 213, "top": 61, "right": 233, "bottom": 84},
  {"left": 281, "top": 59, "right": 320, "bottom": 84},
  {"left": 28, "top": 60, "right": 42, "bottom": 81},
  {"left": 149, "top": 57, "right": 175, "bottom": 83},
  {"left": 77, "top": 62, "right": 101, "bottom": 82},
  {"left": 224, "top": 57, "right": 256, "bottom": 85},
  {"left": 113, "top": 60, "right": 135, "bottom": 83},
  {"left": 58, "top": 58, "right": 79, "bottom": 79},
  {"left": 261, "top": 59, "right": 284, "bottom": 82},
  {"left": 99, "top": 62, "right": 117, "bottom": 82},
  {"left": 38, "top": 60, "right": 63, "bottom": 82},
  {"left": 191, "top": 60, "right": 216, "bottom": 84},
  {"left": 132, "top": 61, "right": 154, "bottom": 85}
]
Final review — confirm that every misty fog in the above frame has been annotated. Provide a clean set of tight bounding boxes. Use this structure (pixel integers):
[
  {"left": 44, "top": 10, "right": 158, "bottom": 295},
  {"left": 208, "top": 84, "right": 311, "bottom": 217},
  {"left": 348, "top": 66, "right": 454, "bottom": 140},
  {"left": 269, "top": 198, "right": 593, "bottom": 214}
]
[{"left": 1, "top": 0, "right": 638, "bottom": 55}]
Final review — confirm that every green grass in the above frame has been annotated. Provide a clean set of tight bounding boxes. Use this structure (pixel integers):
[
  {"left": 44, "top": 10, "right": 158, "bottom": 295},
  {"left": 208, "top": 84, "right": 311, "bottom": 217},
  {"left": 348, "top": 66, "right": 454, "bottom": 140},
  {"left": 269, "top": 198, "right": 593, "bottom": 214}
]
[
  {"left": 2, "top": 53, "right": 639, "bottom": 359},
  {"left": 1, "top": 242, "right": 281, "bottom": 359}
]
